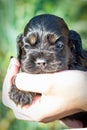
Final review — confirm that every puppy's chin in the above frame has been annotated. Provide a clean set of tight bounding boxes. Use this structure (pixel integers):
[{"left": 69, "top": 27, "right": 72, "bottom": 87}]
[
  {"left": 21, "top": 69, "right": 65, "bottom": 74},
  {"left": 21, "top": 62, "right": 68, "bottom": 74}
]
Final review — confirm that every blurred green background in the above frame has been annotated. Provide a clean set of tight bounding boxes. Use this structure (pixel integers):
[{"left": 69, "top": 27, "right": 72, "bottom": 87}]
[{"left": 0, "top": 0, "right": 87, "bottom": 130}]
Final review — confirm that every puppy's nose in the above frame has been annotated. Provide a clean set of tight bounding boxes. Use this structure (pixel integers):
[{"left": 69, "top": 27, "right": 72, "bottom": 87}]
[{"left": 35, "top": 58, "right": 47, "bottom": 67}]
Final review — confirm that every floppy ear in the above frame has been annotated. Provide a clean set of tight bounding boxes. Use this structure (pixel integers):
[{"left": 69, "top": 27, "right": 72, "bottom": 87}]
[
  {"left": 16, "top": 33, "right": 23, "bottom": 61},
  {"left": 69, "top": 30, "right": 83, "bottom": 57}
]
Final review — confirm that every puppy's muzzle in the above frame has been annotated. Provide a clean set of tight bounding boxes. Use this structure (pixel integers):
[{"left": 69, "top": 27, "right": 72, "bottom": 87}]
[{"left": 21, "top": 50, "right": 64, "bottom": 74}]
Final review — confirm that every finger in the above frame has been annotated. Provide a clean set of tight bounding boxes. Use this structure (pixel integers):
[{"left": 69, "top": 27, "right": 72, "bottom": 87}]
[
  {"left": 7, "top": 57, "right": 20, "bottom": 72},
  {"left": 15, "top": 73, "right": 53, "bottom": 94},
  {"left": 7, "top": 58, "right": 20, "bottom": 85},
  {"left": 15, "top": 70, "right": 85, "bottom": 94},
  {"left": 13, "top": 111, "right": 30, "bottom": 121},
  {"left": 60, "top": 119, "right": 83, "bottom": 128},
  {"left": 2, "top": 58, "right": 20, "bottom": 107}
]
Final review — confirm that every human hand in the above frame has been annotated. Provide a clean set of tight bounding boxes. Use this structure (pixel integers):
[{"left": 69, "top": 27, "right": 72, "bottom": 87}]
[
  {"left": 2, "top": 58, "right": 87, "bottom": 128},
  {"left": 14, "top": 71, "right": 87, "bottom": 122}
]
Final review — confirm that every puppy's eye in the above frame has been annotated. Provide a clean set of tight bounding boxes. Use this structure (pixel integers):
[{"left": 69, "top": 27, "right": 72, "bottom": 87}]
[
  {"left": 56, "top": 41, "right": 64, "bottom": 49},
  {"left": 24, "top": 44, "right": 30, "bottom": 49}
]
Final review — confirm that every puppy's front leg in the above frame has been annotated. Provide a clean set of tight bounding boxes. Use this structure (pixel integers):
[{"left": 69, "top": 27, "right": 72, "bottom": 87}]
[{"left": 9, "top": 84, "right": 35, "bottom": 107}]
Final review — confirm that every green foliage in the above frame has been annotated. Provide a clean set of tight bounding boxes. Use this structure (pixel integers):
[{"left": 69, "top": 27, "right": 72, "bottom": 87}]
[
  {"left": 0, "top": 0, "right": 87, "bottom": 130},
  {"left": 8, "top": 120, "right": 67, "bottom": 130}
]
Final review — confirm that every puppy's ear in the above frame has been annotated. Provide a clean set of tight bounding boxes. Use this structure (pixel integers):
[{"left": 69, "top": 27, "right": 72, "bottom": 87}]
[
  {"left": 69, "top": 30, "right": 83, "bottom": 57},
  {"left": 16, "top": 33, "right": 23, "bottom": 61}
]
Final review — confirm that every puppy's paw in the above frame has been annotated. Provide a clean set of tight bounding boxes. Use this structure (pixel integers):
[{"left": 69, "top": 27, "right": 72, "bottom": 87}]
[
  {"left": 19, "top": 91, "right": 35, "bottom": 107},
  {"left": 9, "top": 85, "right": 35, "bottom": 107}
]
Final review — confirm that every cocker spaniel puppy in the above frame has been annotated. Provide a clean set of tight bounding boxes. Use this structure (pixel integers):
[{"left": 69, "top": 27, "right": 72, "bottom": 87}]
[{"left": 9, "top": 14, "right": 87, "bottom": 127}]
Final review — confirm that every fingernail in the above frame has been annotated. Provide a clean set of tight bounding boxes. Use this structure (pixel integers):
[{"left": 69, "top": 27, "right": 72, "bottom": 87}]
[
  {"left": 9, "top": 56, "right": 14, "bottom": 62},
  {"left": 10, "top": 56, "right": 14, "bottom": 59}
]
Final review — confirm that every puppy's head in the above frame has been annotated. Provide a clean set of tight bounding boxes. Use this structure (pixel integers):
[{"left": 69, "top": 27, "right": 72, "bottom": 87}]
[{"left": 17, "top": 14, "right": 72, "bottom": 74}]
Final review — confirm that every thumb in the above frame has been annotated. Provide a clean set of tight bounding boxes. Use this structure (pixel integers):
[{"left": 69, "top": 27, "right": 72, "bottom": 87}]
[
  {"left": 7, "top": 58, "right": 20, "bottom": 85},
  {"left": 2, "top": 58, "right": 20, "bottom": 107},
  {"left": 15, "top": 73, "right": 53, "bottom": 94}
]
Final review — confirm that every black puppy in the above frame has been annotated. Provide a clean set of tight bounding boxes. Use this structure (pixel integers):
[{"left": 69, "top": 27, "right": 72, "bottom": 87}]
[{"left": 9, "top": 14, "right": 87, "bottom": 127}]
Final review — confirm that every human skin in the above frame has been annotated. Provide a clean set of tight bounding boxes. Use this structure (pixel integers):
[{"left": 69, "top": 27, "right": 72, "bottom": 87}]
[{"left": 2, "top": 58, "right": 87, "bottom": 128}]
